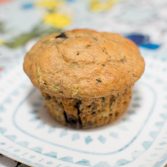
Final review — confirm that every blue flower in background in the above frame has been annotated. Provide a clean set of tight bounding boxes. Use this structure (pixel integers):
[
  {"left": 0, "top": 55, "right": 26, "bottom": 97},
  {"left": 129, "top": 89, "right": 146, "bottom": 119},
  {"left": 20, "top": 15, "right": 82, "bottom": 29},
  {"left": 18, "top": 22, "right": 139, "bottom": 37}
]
[
  {"left": 67, "top": 0, "right": 76, "bottom": 2},
  {"left": 140, "top": 43, "right": 160, "bottom": 50},
  {"left": 126, "top": 33, "right": 149, "bottom": 45},
  {"left": 21, "top": 2, "right": 34, "bottom": 10},
  {"left": 126, "top": 33, "right": 161, "bottom": 50}
]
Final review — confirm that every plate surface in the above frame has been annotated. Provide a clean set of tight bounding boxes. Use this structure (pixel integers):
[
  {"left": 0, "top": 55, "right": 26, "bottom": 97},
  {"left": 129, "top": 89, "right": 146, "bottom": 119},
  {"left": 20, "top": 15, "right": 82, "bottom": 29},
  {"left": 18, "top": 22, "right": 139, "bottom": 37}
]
[{"left": 0, "top": 55, "right": 167, "bottom": 167}]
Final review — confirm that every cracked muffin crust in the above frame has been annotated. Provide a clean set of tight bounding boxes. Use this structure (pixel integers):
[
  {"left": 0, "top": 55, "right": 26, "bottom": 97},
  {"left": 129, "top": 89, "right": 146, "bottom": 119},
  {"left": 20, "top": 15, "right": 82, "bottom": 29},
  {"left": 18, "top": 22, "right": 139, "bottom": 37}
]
[{"left": 23, "top": 29, "right": 145, "bottom": 128}]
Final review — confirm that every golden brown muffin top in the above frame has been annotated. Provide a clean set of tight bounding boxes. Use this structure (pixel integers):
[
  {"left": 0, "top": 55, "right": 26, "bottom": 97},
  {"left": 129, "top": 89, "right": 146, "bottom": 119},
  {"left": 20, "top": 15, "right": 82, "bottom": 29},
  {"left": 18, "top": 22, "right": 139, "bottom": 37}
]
[{"left": 23, "top": 29, "right": 145, "bottom": 98}]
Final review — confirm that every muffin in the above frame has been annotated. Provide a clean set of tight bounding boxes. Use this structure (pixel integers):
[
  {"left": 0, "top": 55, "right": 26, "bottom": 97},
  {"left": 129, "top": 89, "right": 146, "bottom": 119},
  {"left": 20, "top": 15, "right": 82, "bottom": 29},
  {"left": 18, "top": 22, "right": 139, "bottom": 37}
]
[{"left": 23, "top": 29, "right": 145, "bottom": 128}]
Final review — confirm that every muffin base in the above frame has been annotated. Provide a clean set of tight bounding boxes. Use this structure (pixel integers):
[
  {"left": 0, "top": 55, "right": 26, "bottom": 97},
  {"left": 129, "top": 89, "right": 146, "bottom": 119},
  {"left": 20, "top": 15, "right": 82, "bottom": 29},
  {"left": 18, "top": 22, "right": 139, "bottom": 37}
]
[{"left": 43, "top": 89, "right": 132, "bottom": 129}]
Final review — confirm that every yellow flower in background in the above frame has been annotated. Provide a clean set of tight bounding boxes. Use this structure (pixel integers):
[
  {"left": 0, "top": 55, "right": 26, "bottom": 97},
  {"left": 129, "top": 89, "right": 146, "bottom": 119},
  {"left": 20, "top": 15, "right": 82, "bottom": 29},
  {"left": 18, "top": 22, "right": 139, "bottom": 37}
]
[
  {"left": 90, "top": 0, "right": 119, "bottom": 12},
  {"left": 0, "top": 39, "right": 5, "bottom": 45},
  {"left": 43, "top": 13, "right": 71, "bottom": 28},
  {"left": 35, "top": 0, "right": 63, "bottom": 10}
]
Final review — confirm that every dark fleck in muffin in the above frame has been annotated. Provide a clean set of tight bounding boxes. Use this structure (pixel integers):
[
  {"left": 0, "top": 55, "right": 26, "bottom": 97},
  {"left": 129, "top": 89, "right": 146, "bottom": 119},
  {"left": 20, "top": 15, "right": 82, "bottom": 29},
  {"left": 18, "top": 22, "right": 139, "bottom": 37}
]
[{"left": 23, "top": 29, "right": 145, "bottom": 128}]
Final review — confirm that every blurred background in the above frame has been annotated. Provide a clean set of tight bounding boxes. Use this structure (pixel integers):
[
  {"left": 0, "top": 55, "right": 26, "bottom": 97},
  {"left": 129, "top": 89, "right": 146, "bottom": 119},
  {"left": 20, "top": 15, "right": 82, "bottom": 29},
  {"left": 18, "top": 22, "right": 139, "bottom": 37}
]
[{"left": 0, "top": 0, "right": 166, "bottom": 70}]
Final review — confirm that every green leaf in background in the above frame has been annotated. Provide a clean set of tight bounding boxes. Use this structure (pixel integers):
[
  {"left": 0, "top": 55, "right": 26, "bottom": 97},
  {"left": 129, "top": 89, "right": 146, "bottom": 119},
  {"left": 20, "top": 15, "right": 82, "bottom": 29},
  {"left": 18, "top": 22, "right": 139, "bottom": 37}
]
[
  {"left": 0, "top": 21, "right": 6, "bottom": 33},
  {"left": 4, "top": 23, "right": 61, "bottom": 49}
]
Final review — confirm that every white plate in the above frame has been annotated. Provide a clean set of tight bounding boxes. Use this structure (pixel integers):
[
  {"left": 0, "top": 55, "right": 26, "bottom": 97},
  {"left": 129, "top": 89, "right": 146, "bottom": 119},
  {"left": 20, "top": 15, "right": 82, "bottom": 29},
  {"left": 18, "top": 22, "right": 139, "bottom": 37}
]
[{"left": 0, "top": 56, "right": 167, "bottom": 167}]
